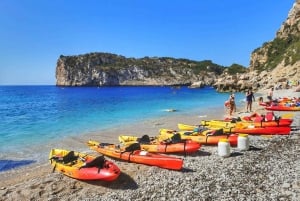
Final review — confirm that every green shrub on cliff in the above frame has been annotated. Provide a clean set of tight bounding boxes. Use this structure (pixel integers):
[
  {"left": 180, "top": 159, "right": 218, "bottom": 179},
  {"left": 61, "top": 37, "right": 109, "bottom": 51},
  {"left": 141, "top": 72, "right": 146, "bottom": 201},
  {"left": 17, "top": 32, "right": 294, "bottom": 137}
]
[
  {"left": 253, "top": 34, "right": 300, "bottom": 71},
  {"left": 226, "top": 63, "right": 247, "bottom": 75},
  {"left": 192, "top": 60, "right": 224, "bottom": 75}
]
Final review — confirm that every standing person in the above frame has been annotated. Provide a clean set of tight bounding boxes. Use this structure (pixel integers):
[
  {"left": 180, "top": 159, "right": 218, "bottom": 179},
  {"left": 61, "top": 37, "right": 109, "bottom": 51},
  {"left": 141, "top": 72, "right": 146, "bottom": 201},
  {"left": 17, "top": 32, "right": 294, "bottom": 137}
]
[
  {"left": 229, "top": 93, "right": 236, "bottom": 116},
  {"left": 246, "top": 89, "right": 255, "bottom": 112},
  {"left": 267, "top": 87, "right": 274, "bottom": 102}
]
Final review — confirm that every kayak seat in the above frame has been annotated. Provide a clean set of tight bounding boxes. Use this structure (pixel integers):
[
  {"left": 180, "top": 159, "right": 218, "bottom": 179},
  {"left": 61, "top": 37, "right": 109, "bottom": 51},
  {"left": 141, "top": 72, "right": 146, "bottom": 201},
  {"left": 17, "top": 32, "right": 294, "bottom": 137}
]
[
  {"left": 212, "top": 129, "right": 224, "bottom": 135},
  {"left": 183, "top": 131, "right": 193, "bottom": 136},
  {"left": 80, "top": 155, "right": 106, "bottom": 172},
  {"left": 62, "top": 151, "right": 79, "bottom": 164},
  {"left": 171, "top": 133, "right": 182, "bottom": 143},
  {"left": 138, "top": 135, "right": 151, "bottom": 144},
  {"left": 265, "top": 112, "right": 275, "bottom": 121},
  {"left": 100, "top": 143, "right": 114, "bottom": 148},
  {"left": 231, "top": 117, "right": 241, "bottom": 123},
  {"left": 194, "top": 125, "right": 208, "bottom": 133},
  {"left": 125, "top": 143, "right": 141, "bottom": 152}
]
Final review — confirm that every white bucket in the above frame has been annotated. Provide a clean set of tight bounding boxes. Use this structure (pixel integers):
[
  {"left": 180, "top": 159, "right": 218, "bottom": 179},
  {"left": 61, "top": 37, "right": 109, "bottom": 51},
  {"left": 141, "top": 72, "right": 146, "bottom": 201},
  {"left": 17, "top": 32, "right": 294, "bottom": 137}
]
[
  {"left": 238, "top": 134, "right": 249, "bottom": 151},
  {"left": 218, "top": 139, "right": 231, "bottom": 157}
]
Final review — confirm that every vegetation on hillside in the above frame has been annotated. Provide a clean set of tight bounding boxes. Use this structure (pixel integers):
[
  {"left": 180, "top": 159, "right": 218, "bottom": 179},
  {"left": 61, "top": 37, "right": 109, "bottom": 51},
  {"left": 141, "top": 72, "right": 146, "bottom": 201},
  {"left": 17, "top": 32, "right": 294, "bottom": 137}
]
[
  {"left": 226, "top": 64, "right": 248, "bottom": 75},
  {"left": 252, "top": 24, "right": 300, "bottom": 72},
  {"left": 59, "top": 53, "right": 245, "bottom": 76}
]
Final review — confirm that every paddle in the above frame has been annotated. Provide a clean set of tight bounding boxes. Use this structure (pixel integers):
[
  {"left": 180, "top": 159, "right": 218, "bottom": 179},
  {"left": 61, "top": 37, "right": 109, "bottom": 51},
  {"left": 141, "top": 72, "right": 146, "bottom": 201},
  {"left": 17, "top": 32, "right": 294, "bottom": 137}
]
[
  {"left": 49, "top": 156, "right": 57, "bottom": 173},
  {"left": 261, "top": 135, "right": 273, "bottom": 138},
  {"left": 87, "top": 140, "right": 100, "bottom": 147},
  {"left": 281, "top": 113, "right": 295, "bottom": 119},
  {"left": 52, "top": 163, "right": 57, "bottom": 173}
]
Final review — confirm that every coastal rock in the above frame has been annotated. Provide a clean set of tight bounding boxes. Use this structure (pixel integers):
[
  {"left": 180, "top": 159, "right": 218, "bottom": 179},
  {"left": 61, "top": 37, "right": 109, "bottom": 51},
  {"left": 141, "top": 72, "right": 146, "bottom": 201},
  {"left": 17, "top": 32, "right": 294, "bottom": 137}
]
[
  {"left": 55, "top": 54, "right": 223, "bottom": 87},
  {"left": 213, "top": 0, "right": 300, "bottom": 92},
  {"left": 55, "top": 1, "right": 300, "bottom": 92},
  {"left": 247, "top": 0, "right": 300, "bottom": 89}
]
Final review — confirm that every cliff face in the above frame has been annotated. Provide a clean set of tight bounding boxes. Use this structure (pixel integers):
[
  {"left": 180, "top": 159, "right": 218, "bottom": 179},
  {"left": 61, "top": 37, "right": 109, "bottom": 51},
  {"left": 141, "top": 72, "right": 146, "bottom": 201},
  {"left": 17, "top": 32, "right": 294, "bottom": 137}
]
[
  {"left": 56, "top": 1, "right": 300, "bottom": 91},
  {"left": 248, "top": 0, "right": 300, "bottom": 88},
  {"left": 55, "top": 53, "right": 222, "bottom": 87},
  {"left": 213, "top": 0, "right": 300, "bottom": 92}
]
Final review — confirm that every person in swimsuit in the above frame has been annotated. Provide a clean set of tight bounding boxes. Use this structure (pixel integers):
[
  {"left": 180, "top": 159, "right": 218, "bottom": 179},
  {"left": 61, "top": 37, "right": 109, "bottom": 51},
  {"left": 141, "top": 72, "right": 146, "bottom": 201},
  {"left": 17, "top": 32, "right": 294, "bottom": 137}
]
[
  {"left": 229, "top": 93, "right": 236, "bottom": 116},
  {"left": 246, "top": 89, "right": 255, "bottom": 112}
]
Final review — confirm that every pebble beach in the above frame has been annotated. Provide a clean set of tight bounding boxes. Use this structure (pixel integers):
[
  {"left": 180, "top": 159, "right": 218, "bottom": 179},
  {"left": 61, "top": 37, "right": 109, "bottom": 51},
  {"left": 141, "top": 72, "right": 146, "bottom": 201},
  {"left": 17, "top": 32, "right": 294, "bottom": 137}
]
[{"left": 1, "top": 88, "right": 300, "bottom": 201}]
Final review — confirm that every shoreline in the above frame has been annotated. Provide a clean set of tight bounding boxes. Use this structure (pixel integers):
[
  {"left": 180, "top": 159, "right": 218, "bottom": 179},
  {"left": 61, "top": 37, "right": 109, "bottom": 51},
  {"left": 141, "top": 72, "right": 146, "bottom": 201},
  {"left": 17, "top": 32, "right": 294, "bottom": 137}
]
[
  {"left": 1, "top": 88, "right": 299, "bottom": 200},
  {"left": 0, "top": 103, "right": 225, "bottom": 184}
]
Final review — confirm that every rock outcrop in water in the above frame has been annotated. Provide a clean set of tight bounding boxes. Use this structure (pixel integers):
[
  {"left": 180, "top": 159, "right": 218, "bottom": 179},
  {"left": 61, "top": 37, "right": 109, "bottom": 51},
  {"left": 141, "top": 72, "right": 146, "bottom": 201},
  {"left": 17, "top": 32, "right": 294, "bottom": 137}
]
[{"left": 56, "top": 1, "right": 300, "bottom": 92}]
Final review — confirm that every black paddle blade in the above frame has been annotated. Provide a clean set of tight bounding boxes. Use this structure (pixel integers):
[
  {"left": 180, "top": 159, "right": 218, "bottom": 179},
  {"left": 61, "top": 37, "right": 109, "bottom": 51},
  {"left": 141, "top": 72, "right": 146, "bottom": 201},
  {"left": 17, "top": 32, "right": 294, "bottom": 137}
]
[{"left": 52, "top": 163, "right": 57, "bottom": 173}]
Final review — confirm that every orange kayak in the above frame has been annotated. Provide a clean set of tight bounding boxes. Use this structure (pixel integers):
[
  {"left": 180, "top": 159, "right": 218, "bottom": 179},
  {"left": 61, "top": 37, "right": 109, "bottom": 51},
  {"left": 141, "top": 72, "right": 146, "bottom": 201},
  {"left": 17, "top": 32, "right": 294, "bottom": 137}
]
[
  {"left": 49, "top": 149, "right": 120, "bottom": 181},
  {"left": 87, "top": 140, "right": 183, "bottom": 170},
  {"left": 159, "top": 128, "right": 238, "bottom": 146},
  {"left": 118, "top": 134, "right": 201, "bottom": 154},
  {"left": 231, "top": 126, "right": 291, "bottom": 135}
]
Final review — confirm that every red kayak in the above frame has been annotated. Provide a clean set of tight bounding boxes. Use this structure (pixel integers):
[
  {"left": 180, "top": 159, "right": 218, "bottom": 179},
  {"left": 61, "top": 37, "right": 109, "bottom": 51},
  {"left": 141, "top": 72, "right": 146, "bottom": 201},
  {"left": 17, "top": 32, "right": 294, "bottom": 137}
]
[
  {"left": 230, "top": 126, "right": 291, "bottom": 135},
  {"left": 238, "top": 112, "right": 293, "bottom": 127},
  {"left": 265, "top": 105, "right": 300, "bottom": 111}
]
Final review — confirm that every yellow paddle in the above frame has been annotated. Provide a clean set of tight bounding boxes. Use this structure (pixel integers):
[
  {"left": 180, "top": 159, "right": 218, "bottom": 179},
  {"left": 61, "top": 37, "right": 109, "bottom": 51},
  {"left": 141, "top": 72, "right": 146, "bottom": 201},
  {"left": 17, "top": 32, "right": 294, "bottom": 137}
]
[
  {"left": 261, "top": 135, "right": 273, "bottom": 138},
  {"left": 281, "top": 113, "right": 294, "bottom": 119}
]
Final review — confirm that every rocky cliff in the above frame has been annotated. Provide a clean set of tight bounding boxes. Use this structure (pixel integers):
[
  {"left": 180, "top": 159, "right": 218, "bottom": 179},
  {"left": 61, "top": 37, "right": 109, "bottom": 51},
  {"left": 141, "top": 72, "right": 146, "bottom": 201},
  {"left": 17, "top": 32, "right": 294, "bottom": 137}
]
[
  {"left": 56, "top": 1, "right": 300, "bottom": 91},
  {"left": 214, "top": 0, "right": 300, "bottom": 92},
  {"left": 246, "top": 0, "right": 300, "bottom": 89},
  {"left": 56, "top": 53, "right": 228, "bottom": 87}
]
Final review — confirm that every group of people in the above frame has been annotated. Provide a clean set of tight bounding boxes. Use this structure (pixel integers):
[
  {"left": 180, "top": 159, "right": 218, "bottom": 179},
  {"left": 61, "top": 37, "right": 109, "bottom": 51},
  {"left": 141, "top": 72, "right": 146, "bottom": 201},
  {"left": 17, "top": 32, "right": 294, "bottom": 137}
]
[{"left": 226, "top": 89, "right": 257, "bottom": 116}]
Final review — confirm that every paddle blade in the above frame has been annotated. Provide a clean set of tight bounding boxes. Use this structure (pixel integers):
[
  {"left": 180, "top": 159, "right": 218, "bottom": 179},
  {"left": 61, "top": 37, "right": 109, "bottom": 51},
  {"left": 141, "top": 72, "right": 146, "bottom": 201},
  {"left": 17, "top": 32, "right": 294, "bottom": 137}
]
[
  {"left": 86, "top": 140, "right": 99, "bottom": 147},
  {"left": 261, "top": 135, "right": 273, "bottom": 139},
  {"left": 52, "top": 163, "right": 57, "bottom": 173},
  {"left": 281, "top": 113, "right": 294, "bottom": 119}
]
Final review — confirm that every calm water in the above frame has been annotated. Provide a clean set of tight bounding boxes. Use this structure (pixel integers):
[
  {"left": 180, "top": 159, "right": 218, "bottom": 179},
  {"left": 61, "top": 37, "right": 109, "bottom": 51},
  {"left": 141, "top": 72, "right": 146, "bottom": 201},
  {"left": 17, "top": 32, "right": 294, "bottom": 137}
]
[{"left": 0, "top": 86, "right": 244, "bottom": 171}]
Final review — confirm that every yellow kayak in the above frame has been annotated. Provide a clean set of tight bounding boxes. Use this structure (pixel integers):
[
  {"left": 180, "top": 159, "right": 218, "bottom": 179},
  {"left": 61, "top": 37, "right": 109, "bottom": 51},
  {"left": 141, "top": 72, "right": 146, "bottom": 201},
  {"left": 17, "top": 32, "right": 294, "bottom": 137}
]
[
  {"left": 158, "top": 128, "right": 238, "bottom": 146},
  {"left": 119, "top": 135, "right": 201, "bottom": 153},
  {"left": 201, "top": 120, "right": 237, "bottom": 128}
]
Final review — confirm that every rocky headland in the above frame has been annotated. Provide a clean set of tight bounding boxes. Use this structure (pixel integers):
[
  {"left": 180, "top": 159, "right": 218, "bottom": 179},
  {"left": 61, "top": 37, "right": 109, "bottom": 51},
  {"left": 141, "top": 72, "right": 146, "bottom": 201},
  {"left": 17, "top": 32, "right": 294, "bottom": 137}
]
[{"left": 56, "top": 1, "right": 300, "bottom": 92}]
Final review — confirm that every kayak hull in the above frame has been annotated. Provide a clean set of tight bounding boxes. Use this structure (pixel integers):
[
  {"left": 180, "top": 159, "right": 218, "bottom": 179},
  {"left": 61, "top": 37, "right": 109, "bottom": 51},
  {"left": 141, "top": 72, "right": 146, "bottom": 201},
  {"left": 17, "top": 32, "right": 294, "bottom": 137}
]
[
  {"left": 87, "top": 140, "right": 183, "bottom": 170},
  {"left": 265, "top": 105, "right": 300, "bottom": 111},
  {"left": 230, "top": 126, "right": 291, "bottom": 135}
]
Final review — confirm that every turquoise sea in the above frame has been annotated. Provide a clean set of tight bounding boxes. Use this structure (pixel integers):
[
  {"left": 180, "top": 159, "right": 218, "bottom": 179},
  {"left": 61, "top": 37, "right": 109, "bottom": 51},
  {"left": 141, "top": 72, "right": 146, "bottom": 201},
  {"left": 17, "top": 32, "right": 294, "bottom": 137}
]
[{"left": 0, "top": 86, "right": 244, "bottom": 171}]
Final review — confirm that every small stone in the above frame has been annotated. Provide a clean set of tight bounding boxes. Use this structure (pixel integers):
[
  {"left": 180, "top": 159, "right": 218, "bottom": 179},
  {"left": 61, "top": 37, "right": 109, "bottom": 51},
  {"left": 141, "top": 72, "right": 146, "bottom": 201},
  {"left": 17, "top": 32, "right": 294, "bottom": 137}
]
[{"left": 282, "top": 182, "right": 291, "bottom": 189}]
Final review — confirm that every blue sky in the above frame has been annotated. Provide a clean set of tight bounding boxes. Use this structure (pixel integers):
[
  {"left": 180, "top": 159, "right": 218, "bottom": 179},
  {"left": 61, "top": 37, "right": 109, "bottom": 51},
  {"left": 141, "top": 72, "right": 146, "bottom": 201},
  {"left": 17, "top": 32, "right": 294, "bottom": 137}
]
[{"left": 0, "top": 0, "right": 295, "bottom": 85}]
